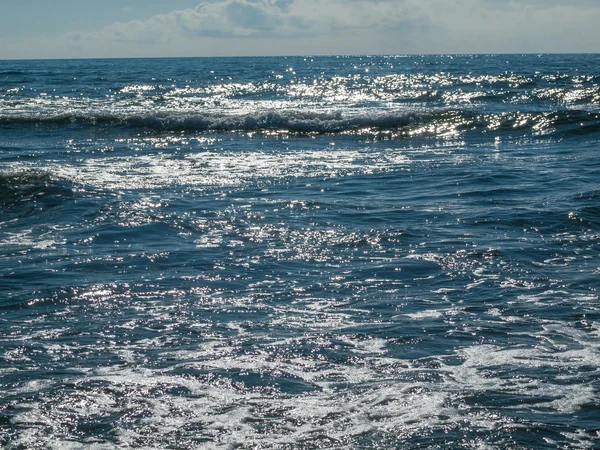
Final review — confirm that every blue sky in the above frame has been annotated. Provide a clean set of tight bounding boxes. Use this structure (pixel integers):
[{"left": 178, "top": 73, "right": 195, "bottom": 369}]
[{"left": 0, "top": 0, "right": 598, "bottom": 59}]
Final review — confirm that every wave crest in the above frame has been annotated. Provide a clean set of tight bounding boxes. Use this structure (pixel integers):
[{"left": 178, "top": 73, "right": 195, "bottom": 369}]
[
  {"left": 1, "top": 108, "right": 599, "bottom": 137},
  {"left": 0, "top": 169, "right": 72, "bottom": 206}
]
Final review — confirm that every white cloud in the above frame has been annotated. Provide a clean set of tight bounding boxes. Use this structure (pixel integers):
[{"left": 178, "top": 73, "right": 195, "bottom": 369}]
[
  {"left": 2, "top": 0, "right": 600, "bottom": 59},
  {"left": 91, "top": 0, "right": 429, "bottom": 40}
]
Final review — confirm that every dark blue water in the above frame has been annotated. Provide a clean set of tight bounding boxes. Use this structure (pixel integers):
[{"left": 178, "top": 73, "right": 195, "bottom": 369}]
[{"left": 1, "top": 54, "right": 600, "bottom": 449}]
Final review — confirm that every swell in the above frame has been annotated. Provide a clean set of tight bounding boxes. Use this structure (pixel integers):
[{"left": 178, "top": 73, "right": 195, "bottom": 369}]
[
  {"left": 0, "top": 170, "right": 73, "bottom": 207},
  {"left": 0, "top": 109, "right": 455, "bottom": 133},
  {"left": 1, "top": 108, "right": 599, "bottom": 137}
]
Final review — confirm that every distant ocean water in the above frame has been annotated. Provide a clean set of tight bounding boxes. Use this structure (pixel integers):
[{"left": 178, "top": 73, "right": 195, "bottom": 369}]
[{"left": 1, "top": 54, "right": 600, "bottom": 449}]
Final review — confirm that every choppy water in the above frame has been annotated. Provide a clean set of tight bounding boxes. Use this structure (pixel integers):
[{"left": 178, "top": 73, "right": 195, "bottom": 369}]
[{"left": 1, "top": 54, "right": 600, "bottom": 449}]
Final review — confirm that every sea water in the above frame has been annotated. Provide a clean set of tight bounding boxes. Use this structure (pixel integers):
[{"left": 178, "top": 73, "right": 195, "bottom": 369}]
[{"left": 1, "top": 54, "right": 600, "bottom": 448}]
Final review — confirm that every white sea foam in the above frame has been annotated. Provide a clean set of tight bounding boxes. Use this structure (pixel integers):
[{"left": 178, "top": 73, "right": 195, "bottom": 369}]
[{"left": 5, "top": 315, "right": 599, "bottom": 448}]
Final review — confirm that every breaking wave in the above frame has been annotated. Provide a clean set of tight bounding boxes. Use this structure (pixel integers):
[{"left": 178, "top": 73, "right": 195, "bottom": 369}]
[{"left": 1, "top": 108, "right": 599, "bottom": 137}]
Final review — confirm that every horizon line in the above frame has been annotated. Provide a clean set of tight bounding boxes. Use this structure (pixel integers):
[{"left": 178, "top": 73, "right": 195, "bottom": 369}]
[{"left": 1, "top": 52, "right": 599, "bottom": 62}]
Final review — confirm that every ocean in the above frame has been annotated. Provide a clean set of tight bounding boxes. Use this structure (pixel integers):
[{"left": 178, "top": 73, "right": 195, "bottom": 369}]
[{"left": 1, "top": 54, "right": 600, "bottom": 449}]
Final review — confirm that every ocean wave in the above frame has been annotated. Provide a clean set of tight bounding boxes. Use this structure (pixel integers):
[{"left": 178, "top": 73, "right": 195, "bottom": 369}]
[
  {"left": 533, "top": 87, "right": 600, "bottom": 106},
  {"left": 1, "top": 108, "right": 600, "bottom": 137},
  {"left": 0, "top": 108, "right": 453, "bottom": 132},
  {"left": 0, "top": 169, "right": 54, "bottom": 188},
  {"left": 0, "top": 169, "right": 73, "bottom": 207}
]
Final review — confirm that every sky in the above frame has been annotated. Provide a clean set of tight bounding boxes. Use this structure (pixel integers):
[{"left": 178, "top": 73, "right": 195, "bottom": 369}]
[{"left": 0, "top": 0, "right": 598, "bottom": 59}]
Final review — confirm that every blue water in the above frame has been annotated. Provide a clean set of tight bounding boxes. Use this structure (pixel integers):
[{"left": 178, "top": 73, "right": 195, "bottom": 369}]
[{"left": 1, "top": 54, "right": 600, "bottom": 449}]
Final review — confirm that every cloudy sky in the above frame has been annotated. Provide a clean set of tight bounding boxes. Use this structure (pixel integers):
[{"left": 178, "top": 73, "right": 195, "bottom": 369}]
[{"left": 0, "top": 0, "right": 598, "bottom": 59}]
